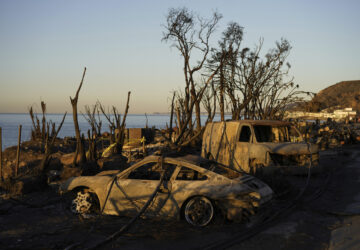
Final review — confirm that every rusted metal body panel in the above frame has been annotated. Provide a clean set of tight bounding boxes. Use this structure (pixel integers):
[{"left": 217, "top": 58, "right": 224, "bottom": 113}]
[
  {"left": 201, "top": 121, "right": 320, "bottom": 174},
  {"left": 60, "top": 155, "right": 273, "bottom": 221}
]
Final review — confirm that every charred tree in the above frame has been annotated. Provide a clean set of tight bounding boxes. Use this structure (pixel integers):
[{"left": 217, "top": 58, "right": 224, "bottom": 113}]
[
  {"left": 83, "top": 103, "right": 102, "bottom": 137},
  {"left": 39, "top": 113, "right": 67, "bottom": 174},
  {"left": 70, "top": 67, "right": 87, "bottom": 165},
  {"left": 118, "top": 91, "right": 131, "bottom": 152},
  {"left": 163, "top": 7, "right": 221, "bottom": 146},
  {"left": 98, "top": 91, "right": 131, "bottom": 154}
]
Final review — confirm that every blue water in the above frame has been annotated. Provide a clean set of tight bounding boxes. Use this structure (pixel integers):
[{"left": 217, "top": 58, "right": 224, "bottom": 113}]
[
  {"left": 0, "top": 113, "right": 226, "bottom": 150},
  {"left": 0, "top": 113, "right": 170, "bottom": 150}
]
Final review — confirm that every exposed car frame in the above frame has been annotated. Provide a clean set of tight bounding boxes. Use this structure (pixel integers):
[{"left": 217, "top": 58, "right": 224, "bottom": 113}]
[
  {"left": 60, "top": 155, "right": 273, "bottom": 226},
  {"left": 202, "top": 120, "right": 320, "bottom": 174}
]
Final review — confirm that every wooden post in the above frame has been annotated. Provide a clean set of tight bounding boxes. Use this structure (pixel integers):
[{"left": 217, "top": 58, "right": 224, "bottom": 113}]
[
  {"left": 15, "top": 125, "right": 22, "bottom": 177},
  {"left": 142, "top": 136, "right": 146, "bottom": 156},
  {"left": 0, "top": 127, "right": 2, "bottom": 180}
]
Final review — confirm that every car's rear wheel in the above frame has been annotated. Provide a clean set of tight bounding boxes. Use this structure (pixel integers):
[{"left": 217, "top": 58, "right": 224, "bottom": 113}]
[
  {"left": 70, "top": 189, "right": 100, "bottom": 215},
  {"left": 184, "top": 196, "right": 214, "bottom": 227}
]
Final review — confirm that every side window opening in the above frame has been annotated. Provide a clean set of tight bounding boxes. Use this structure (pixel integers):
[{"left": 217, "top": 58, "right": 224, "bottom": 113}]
[
  {"left": 128, "top": 162, "right": 160, "bottom": 180},
  {"left": 176, "top": 167, "right": 207, "bottom": 181},
  {"left": 254, "top": 125, "right": 272, "bottom": 142},
  {"left": 239, "top": 125, "right": 251, "bottom": 142},
  {"left": 254, "top": 125, "right": 291, "bottom": 142},
  {"left": 127, "top": 162, "right": 176, "bottom": 180}
]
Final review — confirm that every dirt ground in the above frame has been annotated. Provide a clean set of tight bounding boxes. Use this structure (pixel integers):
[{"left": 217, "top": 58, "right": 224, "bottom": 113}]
[{"left": 1, "top": 145, "right": 360, "bottom": 249}]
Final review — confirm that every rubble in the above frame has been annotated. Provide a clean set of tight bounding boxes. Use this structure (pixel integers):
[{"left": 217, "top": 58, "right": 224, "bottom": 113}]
[{"left": 296, "top": 119, "right": 360, "bottom": 150}]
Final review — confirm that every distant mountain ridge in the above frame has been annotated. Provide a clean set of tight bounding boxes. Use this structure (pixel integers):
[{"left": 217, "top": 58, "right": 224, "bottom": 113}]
[{"left": 308, "top": 80, "right": 360, "bottom": 112}]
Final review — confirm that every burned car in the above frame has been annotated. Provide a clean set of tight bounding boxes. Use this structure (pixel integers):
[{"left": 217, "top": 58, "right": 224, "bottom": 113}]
[
  {"left": 60, "top": 155, "right": 273, "bottom": 227},
  {"left": 202, "top": 120, "right": 320, "bottom": 174}
]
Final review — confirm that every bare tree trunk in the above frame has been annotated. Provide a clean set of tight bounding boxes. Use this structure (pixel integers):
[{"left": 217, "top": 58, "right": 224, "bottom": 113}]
[
  {"left": 219, "top": 66, "right": 225, "bottom": 121},
  {"left": 176, "top": 105, "right": 182, "bottom": 136},
  {"left": 15, "top": 125, "right": 22, "bottom": 177},
  {"left": 191, "top": 82, "right": 201, "bottom": 131},
  {"left": 87, "top": 129, "right": 96, "bottom": 162},
  {"left": 70, "top": 67, "right": 87, "bottom": 166},
  {"left": 195, "top": 100, "right": 201, "bottom": 131},
  {"left": 116, "top": 91, "right": 131, "bottom": 153},
  {"left": 41, "top": 101, "right": 46, "bottom": 143},
  {"left": 169, "top": 92, "right": 176, "bottom": 140}
]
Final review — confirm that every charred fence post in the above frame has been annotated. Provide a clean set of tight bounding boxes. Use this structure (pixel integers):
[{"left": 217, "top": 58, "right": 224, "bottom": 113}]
[
  {"left": 15, "top": 125, "right": 22, "bottom": 177},
  {"left": 142, "top": 136, "right": 147, "bottom": 156}
]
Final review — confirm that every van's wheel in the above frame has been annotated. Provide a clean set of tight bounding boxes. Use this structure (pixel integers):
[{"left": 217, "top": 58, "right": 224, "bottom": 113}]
[
  {"left": 70, "top": 189, "right": 99, "bottom": 215},
  {"left": 184, "top": 196, "right": 214, "bottom": 227}
]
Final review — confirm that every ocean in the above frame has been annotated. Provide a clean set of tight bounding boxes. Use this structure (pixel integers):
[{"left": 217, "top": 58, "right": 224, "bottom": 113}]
[{"left": 0, "top": 113, "right": 224, "bottom": 150}]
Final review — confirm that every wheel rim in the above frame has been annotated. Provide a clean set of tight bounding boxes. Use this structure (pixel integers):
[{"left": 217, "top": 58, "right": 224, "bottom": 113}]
[
  {"left": 184, "top": 196, "right": 214, "bottom": 227},
  {"left": 71, "top": 191, "right": 93, "bottom": 214}
]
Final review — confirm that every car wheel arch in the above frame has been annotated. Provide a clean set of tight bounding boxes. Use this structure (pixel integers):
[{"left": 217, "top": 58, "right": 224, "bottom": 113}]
[
  {"left": 180, "top": 195, "right": 217, "bottom": 218},
  {"left": 69, "top": 186, "right": 101, "bottom": 210}
]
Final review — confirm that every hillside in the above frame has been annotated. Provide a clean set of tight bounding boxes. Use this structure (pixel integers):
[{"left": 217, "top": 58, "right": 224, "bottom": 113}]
[{"left": 307, "top": 80, "right": 360, "bottom": 112}]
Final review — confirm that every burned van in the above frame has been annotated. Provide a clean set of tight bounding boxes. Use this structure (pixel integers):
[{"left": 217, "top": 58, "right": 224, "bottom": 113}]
[{"left": 201, "top": 120, "right": 319, "bottom": 174}]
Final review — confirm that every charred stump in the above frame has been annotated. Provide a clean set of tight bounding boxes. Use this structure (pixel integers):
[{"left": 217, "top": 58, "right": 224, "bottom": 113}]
[{"left": 70, "top": 67, "right": 87, "bottom": 166}]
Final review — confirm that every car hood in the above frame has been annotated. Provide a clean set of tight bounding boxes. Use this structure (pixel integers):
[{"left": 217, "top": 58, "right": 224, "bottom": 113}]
[{"left": 261, "top": 142, "right": 318, "bottom": 155}]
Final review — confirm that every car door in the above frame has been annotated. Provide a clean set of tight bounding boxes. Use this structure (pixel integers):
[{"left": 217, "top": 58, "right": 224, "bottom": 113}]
[
  {"left": 166, "top": 164, "right": 211, "bottom": 217},
  {"left": 234, "top": 124, "right": 252, "bottom": 173},
  {"left": 104, "top": 161, "right": 175, "bottom": 217}
]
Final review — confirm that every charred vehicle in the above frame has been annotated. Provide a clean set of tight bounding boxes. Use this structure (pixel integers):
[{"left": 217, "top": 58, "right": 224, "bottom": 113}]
[
  {"left": 201, "top": 120, "right": 320, "bottom": 174},
  {"left": 60, "top": 155, "right": 273, "bottom": 227}
]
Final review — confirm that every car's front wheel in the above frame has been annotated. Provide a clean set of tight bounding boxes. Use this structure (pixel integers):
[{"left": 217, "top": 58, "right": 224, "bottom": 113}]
[
  {"left": 184, "top": 196, "right": 214, "bottom": 227},
  {"left": 70, "top": 189, "right": 100, "bottom": 215}
]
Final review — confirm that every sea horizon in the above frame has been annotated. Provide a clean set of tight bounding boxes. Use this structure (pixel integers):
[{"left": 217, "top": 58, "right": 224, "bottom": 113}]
[{"left": 0, "top": 113, "right": 227, "bottom": 150}]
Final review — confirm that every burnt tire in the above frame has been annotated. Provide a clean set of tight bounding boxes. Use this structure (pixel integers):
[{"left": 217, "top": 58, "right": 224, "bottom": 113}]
[
  {"left": 184, "top": 196, "right": 214, "bottom": 227},
  {"left": 69, "top": 189, "right": 100, "bottom": 215}
]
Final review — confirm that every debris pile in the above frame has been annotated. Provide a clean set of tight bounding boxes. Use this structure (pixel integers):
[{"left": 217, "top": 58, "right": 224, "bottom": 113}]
[{"left": 297, "top": 120, "right": 360, "bottom": 150}]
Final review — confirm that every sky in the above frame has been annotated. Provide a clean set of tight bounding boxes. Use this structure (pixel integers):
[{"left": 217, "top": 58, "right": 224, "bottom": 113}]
[{"left": 0, "top": 0, "right": 359, "bottom": 114}]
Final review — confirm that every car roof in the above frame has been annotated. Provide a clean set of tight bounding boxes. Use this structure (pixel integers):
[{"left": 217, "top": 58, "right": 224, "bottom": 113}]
[{"left": 139, "top": 154, "right": 210, "bottom": 166}]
